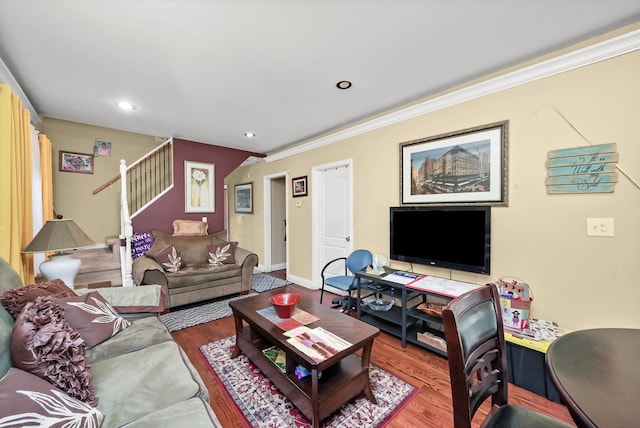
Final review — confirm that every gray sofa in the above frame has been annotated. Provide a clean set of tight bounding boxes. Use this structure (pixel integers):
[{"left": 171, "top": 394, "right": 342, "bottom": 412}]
[
  {"left": 132, "top": 230, "right": 258, "bottom": 308},
  {"left": 0, "top": 257, "right": 221, "bottom": 427}
]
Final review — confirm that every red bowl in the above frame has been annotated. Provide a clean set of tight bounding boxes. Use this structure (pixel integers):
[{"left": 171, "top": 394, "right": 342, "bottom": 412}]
[{"left": 269, "top": 292, "right": 301, "bottom": 318}]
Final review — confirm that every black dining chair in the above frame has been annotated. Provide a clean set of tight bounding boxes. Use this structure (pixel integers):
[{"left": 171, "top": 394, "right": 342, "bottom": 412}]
[{"left": 442, "top": 284, "right": 572, "bottom": 428}]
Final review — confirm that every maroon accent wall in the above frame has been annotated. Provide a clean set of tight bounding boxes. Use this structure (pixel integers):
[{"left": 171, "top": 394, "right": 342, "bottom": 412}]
[{"left": 131, "top": 138, "right": 263, "bottom": 235}]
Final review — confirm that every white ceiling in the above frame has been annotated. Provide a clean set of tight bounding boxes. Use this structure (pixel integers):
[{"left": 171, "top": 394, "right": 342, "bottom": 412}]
[{"left": 1, "top": 1, "right": 639, "bottom": 154}]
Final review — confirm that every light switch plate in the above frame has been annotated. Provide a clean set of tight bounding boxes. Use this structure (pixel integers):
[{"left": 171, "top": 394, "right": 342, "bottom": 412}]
[{"left": 586, "top": 218, "right": 614, "bottom": 236}]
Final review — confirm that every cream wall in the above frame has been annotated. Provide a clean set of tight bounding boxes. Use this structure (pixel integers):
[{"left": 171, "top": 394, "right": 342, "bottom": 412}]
[
  {"left": 226, "top": 49, "right": 640, "bottom": 331},
  {"left": 41, "top": 118, "right": 160, "bottom": 243}
]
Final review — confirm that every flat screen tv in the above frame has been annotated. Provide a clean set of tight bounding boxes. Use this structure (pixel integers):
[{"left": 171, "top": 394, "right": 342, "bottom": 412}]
[{"left": 389, "top": 205, "right": 491, "bottom": 274}]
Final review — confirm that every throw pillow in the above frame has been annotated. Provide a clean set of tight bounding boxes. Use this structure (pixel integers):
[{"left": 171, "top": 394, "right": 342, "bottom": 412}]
[
  {"left": 207, "top": 241, "right": 238, "bottom": 265},
  {"left": 0, "top": 279, "right": 76, "bottom": 319},
  {"left": 147, "top": 243, "right": 182, "bottom": 272},
  {"left": 0, "top": 367, "right": 104, "bottom": 427},
  {"left": 131, "top": 232, "right": 154, "bottom": 259},
  {"left": 55, "top": 291, "right": 131, "bottom": 348},
  {"left": 10, "top": 297, "right": 98, "bottom": 406},
  {"left": 172, "top": 219, "right": 208, "bottom": 236}
]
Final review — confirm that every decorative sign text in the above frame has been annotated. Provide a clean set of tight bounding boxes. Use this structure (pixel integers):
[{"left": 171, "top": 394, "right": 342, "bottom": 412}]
[{"left": 546, "top": 143, "right": 618, "bottom": 194}]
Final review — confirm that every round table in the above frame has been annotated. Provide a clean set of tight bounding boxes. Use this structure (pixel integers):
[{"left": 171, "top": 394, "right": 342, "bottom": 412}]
[{"left": 545, "top": 328, "right": 640, "bottom": 428}]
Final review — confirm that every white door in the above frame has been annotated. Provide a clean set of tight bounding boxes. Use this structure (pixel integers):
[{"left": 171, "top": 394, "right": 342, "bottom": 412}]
[{"left": 313, "top": 160, "right": 353, "bottom": 290}]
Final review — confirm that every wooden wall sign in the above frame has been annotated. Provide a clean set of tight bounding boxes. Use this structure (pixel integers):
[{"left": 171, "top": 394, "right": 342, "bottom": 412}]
[{"left": 546, "top": 143, "right": 618, "bottom": 194}]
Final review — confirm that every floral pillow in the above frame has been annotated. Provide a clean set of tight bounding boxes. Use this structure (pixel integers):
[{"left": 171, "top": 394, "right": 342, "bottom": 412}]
[
  {"left": 0, "top": 279, "right": 76, "bottom": 319},
  {"left": 54, "top": 291, "right": 131, "bottom": 348},
  {"left": 147, "top": 244, "right": 182, "bottom": 272},
  {"left": 207, "top": 241, "right": 238, "bottom": 265},
  {"left": 0, "top": 367, "right": 104, "bottom": 427},
  {"left": 10, "top": 297, "right": 98, "bottom": 406}
]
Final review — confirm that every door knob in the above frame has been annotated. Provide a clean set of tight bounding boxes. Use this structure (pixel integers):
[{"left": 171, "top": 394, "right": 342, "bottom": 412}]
[{"left": 345, "top": 236, "right": 351, "bottom": 242}]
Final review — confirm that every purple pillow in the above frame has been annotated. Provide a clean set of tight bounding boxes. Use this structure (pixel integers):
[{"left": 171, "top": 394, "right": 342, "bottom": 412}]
[
  {"left": 131, "top": 232, "right": 154, "bottom": 259},
  {"left": 0, "top": 367, "right": 103, "bottom": 427},
  {"left": 0, "top": 279, "right": 76, "bottom": 319},
  {"left": 55, "top": 291, "right": 131, "bottom": 348},
  {"left": 10, "top": 297, "right": 98, "bottom": 406}
]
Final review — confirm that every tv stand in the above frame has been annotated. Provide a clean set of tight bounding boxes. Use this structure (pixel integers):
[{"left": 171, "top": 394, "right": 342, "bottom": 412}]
[{"left": 354, "top": 269, "right": 479, "bottom": 357}]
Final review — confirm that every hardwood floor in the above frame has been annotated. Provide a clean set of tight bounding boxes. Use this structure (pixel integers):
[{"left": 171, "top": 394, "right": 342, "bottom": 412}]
[{"left": 172, "top": 273, "right": 575, "bottom": 427}]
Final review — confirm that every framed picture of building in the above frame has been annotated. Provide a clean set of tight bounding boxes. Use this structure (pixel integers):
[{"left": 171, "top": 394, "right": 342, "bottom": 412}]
[{"left": 400, "top": 121, "right": 508, "bottom": 205}]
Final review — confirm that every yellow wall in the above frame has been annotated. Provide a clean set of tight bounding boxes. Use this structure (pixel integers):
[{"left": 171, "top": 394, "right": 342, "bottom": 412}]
[
  {"left": 41, "top": 118, "right": 160, "bottom": 243},
  {"left": 226, "top": 49, "right": 640, "bottom": 331}
]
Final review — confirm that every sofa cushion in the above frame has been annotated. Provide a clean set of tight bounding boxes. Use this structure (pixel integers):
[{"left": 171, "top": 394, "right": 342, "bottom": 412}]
[
  {"left": 0, "top": 279, "right": 76, "bottom": 319},
  {"left": 11, "top": 297, "right": 98, "bottom": 406},
  {"left": 122, "top": 397, "right": 221, "bottom": 428},
  {"left": 85, "top": 315, "right": 173, "bottom": 363},
  {"left": 164, "top": 263, "right": 241, "bottom": 288},
  {"left": 151, "top": 230, "right": 221, "bottom": 264},
  {"left": 0, "top": 367, "right": 104, "bottom": 427},
  {"left": 207, "top": 241, "right": 238, "bottom": 265},
  {"left": 172, "top": 219, "right": 209, "bottom": 236},
  {"left": 75, "top": 284, "right": 167, "bottom": 314},
  {"left": 54, "top": 291, "right": 131, "bottom": 348},
  {"left": 90, "top": 341, "right": 206, "bottom": 427}
]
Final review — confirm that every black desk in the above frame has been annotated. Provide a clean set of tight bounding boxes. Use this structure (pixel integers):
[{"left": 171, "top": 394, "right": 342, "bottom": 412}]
[{"left": 545, "top": 328, "right": 640, "bottom": 428}]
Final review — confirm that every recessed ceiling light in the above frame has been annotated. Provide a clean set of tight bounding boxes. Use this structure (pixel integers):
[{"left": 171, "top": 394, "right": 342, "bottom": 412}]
[
  {"left": 244, "top": 132, "right": 256, "bottom": 138},
  {"left": 336, "top": 80, "right": 352, "bottom": 90},
  {"left": 117, "top": 101, "right": 135, "bottom": 111}
]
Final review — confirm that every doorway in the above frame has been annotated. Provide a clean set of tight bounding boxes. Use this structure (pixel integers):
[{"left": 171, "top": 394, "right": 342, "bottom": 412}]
[{"left": 263, "top": 173, "right": 288, "bottom": 273}]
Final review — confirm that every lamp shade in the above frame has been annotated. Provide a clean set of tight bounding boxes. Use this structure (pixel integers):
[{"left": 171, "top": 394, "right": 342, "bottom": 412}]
[{"left": 23, "top": 219, "right": 95, "bottom": 253}]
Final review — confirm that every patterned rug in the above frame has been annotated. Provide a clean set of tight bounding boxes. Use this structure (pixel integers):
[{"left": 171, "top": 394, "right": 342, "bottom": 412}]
[
  {"left": 199, "top": 336, "right": 417, "bottom": 427},
  {"left": 251, "top": 273, "right": 291, "bottom": 292},
  {"left": 159, "top": 273, "right": 289, "bottom": 332}
]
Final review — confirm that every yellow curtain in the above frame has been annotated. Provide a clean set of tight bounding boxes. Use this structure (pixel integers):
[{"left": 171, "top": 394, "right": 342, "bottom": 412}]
[{"left": 0, "top": 83, "right": 33, "bottom": 282}]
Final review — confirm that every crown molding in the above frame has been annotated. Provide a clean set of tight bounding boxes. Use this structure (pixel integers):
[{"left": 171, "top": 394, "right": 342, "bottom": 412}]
[
  {"left": 266, "top": 28, "right": 640, "bottom": 163},
  {"left": 0, "top": 56, "right": 40, "bottom": 124}
]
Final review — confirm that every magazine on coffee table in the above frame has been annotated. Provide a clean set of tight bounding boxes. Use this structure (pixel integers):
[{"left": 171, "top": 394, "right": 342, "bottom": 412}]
[{"left": 284, "top": 326, "right": 352, "bottom": 363}]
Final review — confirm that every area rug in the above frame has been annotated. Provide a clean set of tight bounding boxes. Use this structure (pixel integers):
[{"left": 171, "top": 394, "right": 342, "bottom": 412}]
[
  {"left": 251, "top": 272, "right": 291, "bottom": 292},
  {"left": 159, "top": 273, "right": 290, "bottom": 332},
  {"left": 199, "top": 336, "right": 417, "bottom": 427}
]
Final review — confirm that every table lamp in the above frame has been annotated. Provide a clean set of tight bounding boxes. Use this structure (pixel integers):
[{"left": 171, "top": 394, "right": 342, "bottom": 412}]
[{"left": 22, "top": 218, "right": 95, "bottom": 288}]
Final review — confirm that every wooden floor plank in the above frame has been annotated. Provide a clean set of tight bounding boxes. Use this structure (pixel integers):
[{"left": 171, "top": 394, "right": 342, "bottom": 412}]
[{"left": 172, "top": 274, "right": 575, "bottom": 427}]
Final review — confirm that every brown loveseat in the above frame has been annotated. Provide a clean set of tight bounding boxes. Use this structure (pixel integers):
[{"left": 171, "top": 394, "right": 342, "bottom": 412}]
[{"left": 132, "top": 230, "right": 258, "bottom": 308}]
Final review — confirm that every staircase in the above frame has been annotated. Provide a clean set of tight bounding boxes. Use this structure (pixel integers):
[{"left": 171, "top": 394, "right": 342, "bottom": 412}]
[
  {"left": 90, "top": 138, "right": 175, "bottom": 286},
  {"left": 74, "top": 236, "right": 122, "bottom": 287}
]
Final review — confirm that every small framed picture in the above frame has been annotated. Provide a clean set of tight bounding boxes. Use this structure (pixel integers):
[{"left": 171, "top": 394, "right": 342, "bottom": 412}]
[
  {"left": 94, "top": 139, "right": 112, "bottom": 156},
  {"left": 292, "top": 176, "right": 308, "bottom": 197},
  {"left": 235, "top": 182, "right": 253, "bottom": 213},
  {"left": 59, "top": 151, "right": 94, "bottom": 174}
]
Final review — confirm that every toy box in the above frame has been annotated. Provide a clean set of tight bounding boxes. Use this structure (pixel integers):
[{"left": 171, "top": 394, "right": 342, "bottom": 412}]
[{"left": 496, "top": 278, "right": 532, "bottom": 334}]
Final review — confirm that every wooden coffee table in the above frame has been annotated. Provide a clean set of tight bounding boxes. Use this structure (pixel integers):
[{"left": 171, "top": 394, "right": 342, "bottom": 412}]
[{"left": 229, "top": 287, "right": 380, "bottom": 428}]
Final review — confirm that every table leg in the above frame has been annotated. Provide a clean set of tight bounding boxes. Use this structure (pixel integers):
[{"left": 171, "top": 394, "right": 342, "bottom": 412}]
[
  {"left": 361, "top": 340, "right": 377, "bottom": 404},
  {"left": 311, "top": 368, "right": 320, "bottom": 428},
  {"left": 230, "top": 310, "right": 243, "bottom": 359}
]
